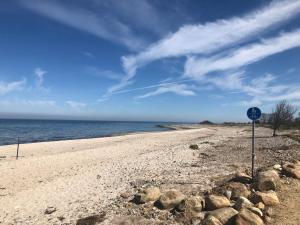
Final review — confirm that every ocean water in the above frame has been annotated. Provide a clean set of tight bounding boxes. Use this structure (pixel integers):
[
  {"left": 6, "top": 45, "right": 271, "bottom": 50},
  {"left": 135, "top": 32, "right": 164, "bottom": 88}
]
[{"left": 0, "top": 119, "right": 174, "bottom": 146}]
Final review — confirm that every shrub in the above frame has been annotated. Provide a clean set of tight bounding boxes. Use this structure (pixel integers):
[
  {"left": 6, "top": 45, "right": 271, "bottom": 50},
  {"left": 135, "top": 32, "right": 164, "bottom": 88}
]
[{"left": 189, "top": 144, "right": 199, "bottom": 150}]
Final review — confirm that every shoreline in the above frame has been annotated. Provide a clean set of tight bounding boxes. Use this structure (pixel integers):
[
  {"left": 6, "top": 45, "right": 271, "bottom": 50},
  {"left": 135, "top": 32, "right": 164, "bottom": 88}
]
[
  {"left": 1, "top": 125, "right": 298, "bottom": 224},
  {"left": 0, "top": 124, "right": 177, "bottom": 148},
  {"left": 0, "top": 123, "right": 206, "bottom": 148}
]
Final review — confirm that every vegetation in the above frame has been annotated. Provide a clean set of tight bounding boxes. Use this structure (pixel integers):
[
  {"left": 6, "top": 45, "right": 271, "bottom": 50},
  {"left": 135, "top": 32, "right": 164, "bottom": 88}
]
[
  {"left": 260, "top": 100, "right": 299, "bottom": 136},
  {"left": 189, "top": 144, "right": 199, "bottom": 150}
]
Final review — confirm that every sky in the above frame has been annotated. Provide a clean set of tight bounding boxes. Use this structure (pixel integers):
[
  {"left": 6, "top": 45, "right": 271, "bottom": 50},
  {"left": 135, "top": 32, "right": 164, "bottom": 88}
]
[{"left": 0, "top": 0, "right": 300, "bottom": 122}]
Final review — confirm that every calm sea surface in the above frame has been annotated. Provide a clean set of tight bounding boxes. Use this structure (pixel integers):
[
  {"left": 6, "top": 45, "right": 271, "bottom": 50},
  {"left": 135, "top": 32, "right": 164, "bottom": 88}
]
[{"left": 0, "top": 119, "right": 175, "bottom": 146}]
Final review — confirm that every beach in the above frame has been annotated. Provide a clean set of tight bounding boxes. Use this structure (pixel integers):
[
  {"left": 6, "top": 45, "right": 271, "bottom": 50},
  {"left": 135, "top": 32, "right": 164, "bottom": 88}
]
[{"left": 0, "top": 125, "right": 299, "bottom": 224}]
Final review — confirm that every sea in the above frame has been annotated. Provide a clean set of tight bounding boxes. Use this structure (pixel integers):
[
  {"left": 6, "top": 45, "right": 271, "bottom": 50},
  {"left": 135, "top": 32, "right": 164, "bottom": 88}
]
[{"left": 0, "top": 119, "right": 176, "bottom": 146}]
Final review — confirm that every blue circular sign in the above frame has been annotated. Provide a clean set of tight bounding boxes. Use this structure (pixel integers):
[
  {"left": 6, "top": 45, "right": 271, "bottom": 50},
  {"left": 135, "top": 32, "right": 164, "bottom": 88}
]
[{"left": 247, "top": 107, "right": 262, "bottom": 121}]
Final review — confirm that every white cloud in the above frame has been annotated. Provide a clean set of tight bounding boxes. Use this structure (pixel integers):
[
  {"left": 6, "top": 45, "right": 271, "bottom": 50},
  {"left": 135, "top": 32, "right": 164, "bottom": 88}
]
[
  {"left": 21, "top": 0, "right": 146, "bottom": 50},
  {"left": 82, "top": 51, "right": 94, "bottom": 58},
  {"left": 34, "top": 67, "right": 47, "bottom": 88},
  {"left": 136, "top": 83, "right": 195, "bottom": 99},
  {"left": 184, "top": 29, "right": 300, "bottom": 79},
  {"left": 0, "top": 79, "right": 26, "bottom": 96},
  {"left": 85, "top": 66, "right": 122, "bottom": 80},
  {"left": 119, "top": 0, "right": 300, "bottom": 84},
  {"left": 66, "top": 100, "right": 86, "bottom": 108}
]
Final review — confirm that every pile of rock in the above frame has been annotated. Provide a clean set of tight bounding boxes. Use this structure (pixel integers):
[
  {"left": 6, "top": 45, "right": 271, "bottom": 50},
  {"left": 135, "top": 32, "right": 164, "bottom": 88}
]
[{"left": 110, "top": 160, "right": 300, "bottom": 225}]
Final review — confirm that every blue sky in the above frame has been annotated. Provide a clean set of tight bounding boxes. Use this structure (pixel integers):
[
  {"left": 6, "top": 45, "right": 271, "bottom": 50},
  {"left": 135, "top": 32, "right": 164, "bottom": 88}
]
[{"left": 1, "top": 0, "right": 300, "bottom": 122}]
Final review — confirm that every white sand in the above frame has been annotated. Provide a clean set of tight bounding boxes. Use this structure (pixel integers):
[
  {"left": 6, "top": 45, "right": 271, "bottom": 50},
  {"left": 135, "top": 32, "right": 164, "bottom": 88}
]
[{"left": 0, "top": 126, "right": 250, "bottom": 224}]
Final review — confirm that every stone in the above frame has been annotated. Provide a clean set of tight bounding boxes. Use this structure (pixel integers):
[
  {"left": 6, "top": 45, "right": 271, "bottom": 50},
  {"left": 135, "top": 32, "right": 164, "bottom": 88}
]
[
  {"left": 201, "top": 215, "right": 222, "bottom": 225},
  {"left": 157, "top": 189, "right": 185, "bottom": 209},
  {"left": 205, "top": 195, "right": 231, "bottom": 210},
  {"left": 234, "top": 196, "right": 254, "bottom": 210},
  {"left": 282, "top": 162, "right": 300, "bottom": 179},
  {"left": 235, "top": 208, "right": 264, "bottom": 225},
  {"left": 135, "top": 187, "right": 161, "bottom": 204},
  {"left": 225, "top": 190, "right": 232, "bottom": 200},
  {"left": 273, "top": 164, "right": 282, "bottom": 171},
  {"left": 45, "top": 206, "right": 56, "bottom": 214},
  {"left": 183, "top": 196, "right": 205, "bottom": 218},
  {"left": 255, "top": 202, "right": 265, "bottom": 211},
  {"left": 251, "top": 191, "right": 279, "bottom": 206},
  {"left": 222, "top": 182, "right": 251, "bottom": 200},
  {"left": 120, "top": 192, "right": 131, "bottom": 199},
  {"left": 264, "top": 206, "right": 274, "bottom": 217},
  {"left": 256, "top": 170, "right": 280, "bottom": 191},
  {"left": 231, "top": 171, "right": 252, "bottom": 184},
  {"left": 249, "top": 207, "right": 263, "bottom": 218},
  {"left": 207, "top": 207, "right": 238, "bottom": 224},
  {"left": 76, "top": 212, "right": 106, "bottom": 225}
]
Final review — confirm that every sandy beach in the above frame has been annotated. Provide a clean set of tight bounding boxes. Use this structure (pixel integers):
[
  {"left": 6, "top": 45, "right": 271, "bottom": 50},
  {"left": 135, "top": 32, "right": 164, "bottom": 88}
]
[{"left": 0, "top": 125, "right": 299, "bottom": 225}]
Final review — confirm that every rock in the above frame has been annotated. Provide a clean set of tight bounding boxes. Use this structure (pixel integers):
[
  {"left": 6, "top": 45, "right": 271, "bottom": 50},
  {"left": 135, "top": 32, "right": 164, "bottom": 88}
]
[
  {"left": 222, "top": 182, "right": 251, "bottom": 200},
  {"left": 282, "top": 162, "right": 300, "bottom": 179},
  {"left": 251, "top": 191, "right": 279, "bottom": 206},
  {"left": 264, "top": 206, "right": 274, "bottom": 217},
  {"left": 157, "top": 189, "right": 185, "bottom": 209},
  {"left": 135, "top": 187, "right": 161, "bottom": 203},
  {"left": 231, "top": 172, "right": 252, "bottom": 184},
  {"left": 255, "top": 202, "right": 265, "bottom": 211},
  {"left": 256, "top": 170, "right": 280, "bottom": 191},
  {"left": 183, "top": 196, "right": 205, "bottom": 219},
  {"left": 76, "top": 212, "right": 106, "bottom": 225},
  {"left": 225, "top": 190, "right": 232, "bottom": 200},
  {"left": 273, "top": 164, "right": 282, "bottom": 171},
  {"left": 235, "top": 208, "right": 264, "bottom": 225},
  {"left": 45, "top": 206, "right": 56, "bottom": 214},
  {"left": 201, "top": 215, "right": 222, "bottom": 225},
  {"left": 249, "top": 207, "right": 263, "bottom": 218},
  {"left": 264, "top": 215, "right": 273, "bottom": 223},
  {"left": 205, "top": 195, "right": 231, "bottom": 210},
  {"left": 120, "top": 192, "right": 131, "bottom": 199},
  {"left": 208, "top": 207, "right": 238, "bottom": 224},
  {"left": 234, "top": 196, "right": 254, "bottom": 210}
]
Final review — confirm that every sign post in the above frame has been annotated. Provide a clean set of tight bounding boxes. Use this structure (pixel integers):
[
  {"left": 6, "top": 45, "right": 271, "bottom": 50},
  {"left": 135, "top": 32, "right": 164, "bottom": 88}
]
[{"left": 247, "top": 107, "right": 262, "bottom": 179}]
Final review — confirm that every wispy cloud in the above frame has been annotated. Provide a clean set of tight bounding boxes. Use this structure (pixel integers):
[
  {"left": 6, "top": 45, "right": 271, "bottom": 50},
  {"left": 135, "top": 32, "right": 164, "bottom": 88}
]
[
  {"left": 184, "top": 29, "right": 300, "bottom": 79},
  {"left": 66, "top": 100, "right": 86, "bottom": 109},
  {"left": 85, "top": 66, "right": 122, "bottom": 80},
  {"left": 82, "top": 51, "right": 94, "bottom": 59},
  {"left": 118, "top": 0, "right": 300, "bottom": 86},
  {"left": 0, "top": 79, "right": 26, "bottom": 96},
  {"left": 21, "top": 0, "right": 146, "bottom": 50},
  {"left": 34, "top": 67, "right": 47, "bottom": 88},
  {"left": 136, "top": 83, "right": 195, "bottom": 99}
]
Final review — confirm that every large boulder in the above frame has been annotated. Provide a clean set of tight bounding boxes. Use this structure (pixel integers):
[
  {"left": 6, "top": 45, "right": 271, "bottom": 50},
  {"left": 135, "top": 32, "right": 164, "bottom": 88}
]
[
  {"left": 251, "top": 191, "right": 279, "bottom": 206},
  {"left": 205, "top": 195, "right": 231, "bottom": 210},
  {"left": 235, "top": 208, "right": 264, "bottom": 225},
  {"left": 282, "top": 162, "right": 300, "bottom": 179},
  {"left": 221, "top": 182, "right": 251, "bottom": 200},
  {"left": 234, "top": 197, "right": 254, "bottom": 211},
  {"left": 134, "top": 187, "right": 161, "bottom": 204},
  {"left": 201, "top": 215, "right": 222, "bottom": 225},
  {"left": 256, "top": 170, "right": 280, "bottom": 191},
  {"left": 207, "top": 207, "right": 238, "bottom": 224},
  {"left": 182, "top": 196, "right": 205, "bottom": 219},
  {"left": 157, "top": 189, "right": 185, "bottom": 209},
  {"left": 231, "top": 172, "right": 252, "bottom": 184}
]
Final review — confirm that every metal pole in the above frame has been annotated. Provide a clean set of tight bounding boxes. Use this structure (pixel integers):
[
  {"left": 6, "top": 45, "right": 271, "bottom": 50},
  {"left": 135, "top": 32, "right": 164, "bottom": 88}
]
[
  {"left": 252, "top": 121, "right": 255, "bottom": 179},
  {"left": 16, "top": 137, "right": 19, "bottom": 160}
]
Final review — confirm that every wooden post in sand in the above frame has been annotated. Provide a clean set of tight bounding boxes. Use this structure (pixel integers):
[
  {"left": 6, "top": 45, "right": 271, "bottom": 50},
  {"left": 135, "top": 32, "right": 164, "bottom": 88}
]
[{"left": 16, "top": 137, "right": 19, "bottom": 160}]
